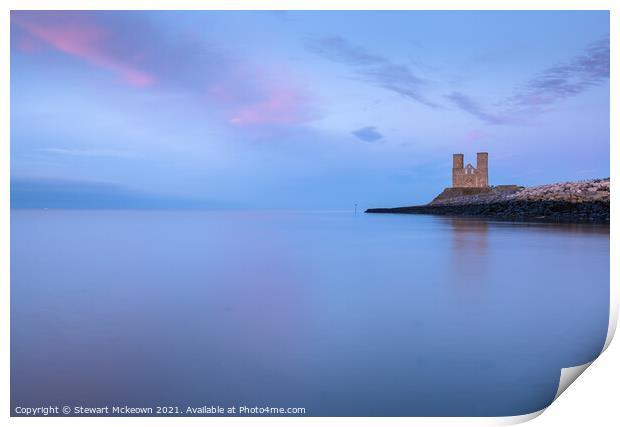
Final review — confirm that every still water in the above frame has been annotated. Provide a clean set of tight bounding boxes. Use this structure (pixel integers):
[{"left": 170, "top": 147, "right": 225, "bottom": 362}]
[{"left": 11, "top": 210, "right": 609, "bottom": 416}]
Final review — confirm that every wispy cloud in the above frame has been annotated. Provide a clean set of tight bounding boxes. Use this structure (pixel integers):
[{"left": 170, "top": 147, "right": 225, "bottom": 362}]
[
  {"left": 508, "top": 36, "right": 609, "bottom": 108},
  {"left": 12, "top": 11, "right": 318, "bottom": 128},
  {"left": 10, "top": 178, "right": 229, "bottom": 209},
  {"left": 447, "top": 36, "right": 610, "bottom": 125},
  {"left": 306, "top": 35, "right": 385, "bottom": 66},
  {"left": 445, "top": 92, "right": 508, "bottom": 125},
  {"left": 352, "top": 126, "right": 383, "bottom": 142},
  {"left": 462, "top": 129, "right": 490, "bottom": 144},
  {"left": 228, "top": 86, "right": 316, "bottom": 126},
  {"left": 360, "top": 64, "right": 438, "bottom": 108},
  {"left": 12, "top": 11, "right": 155, "bottom": 87},
  {"left": 306, "top": 35, "right": 438, "bottom": 108},
  {"left": 40, "top": 148, "right": 137, "bottom": 158}
]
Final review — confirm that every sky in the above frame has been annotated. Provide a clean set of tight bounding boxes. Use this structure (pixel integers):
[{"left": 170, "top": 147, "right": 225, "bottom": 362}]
[{"left": 10, "top": 10, "right": 610, "bottom": 209}]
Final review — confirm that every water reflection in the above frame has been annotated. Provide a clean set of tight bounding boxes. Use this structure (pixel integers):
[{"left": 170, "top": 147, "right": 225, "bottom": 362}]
[
  {"left": 449, "top": 218, "right": 489, "bottom": 288},
  {"left": 450, "top": 217, "right": 489, "bottom": 253},
  {"left": 11, "top": 210, "right": 609, "bottom": 416}
]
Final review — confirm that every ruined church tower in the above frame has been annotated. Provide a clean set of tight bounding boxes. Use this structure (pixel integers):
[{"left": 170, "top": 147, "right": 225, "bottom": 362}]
[{"left": 452, "top": 152, "right": 488, "bottom": 188}]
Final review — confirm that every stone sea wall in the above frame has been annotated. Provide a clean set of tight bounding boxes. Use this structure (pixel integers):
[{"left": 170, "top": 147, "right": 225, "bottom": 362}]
[{"left": 366, "top": 178, "right": 610, "bottom": 223}]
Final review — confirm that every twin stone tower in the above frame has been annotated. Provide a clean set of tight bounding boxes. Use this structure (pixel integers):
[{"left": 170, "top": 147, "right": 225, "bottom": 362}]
[{"left": 452, "top": 153, "right": 488, "bottom": 188}]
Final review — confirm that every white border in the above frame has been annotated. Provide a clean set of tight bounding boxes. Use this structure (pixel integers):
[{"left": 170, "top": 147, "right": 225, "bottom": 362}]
[{"left": 2, "top": 1, "right": 616, "bottom": 426}]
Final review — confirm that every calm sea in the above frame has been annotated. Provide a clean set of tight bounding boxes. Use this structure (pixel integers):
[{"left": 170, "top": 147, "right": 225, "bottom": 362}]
[{"left": 10, "top": 210, "right": 610, "bottom": 416}]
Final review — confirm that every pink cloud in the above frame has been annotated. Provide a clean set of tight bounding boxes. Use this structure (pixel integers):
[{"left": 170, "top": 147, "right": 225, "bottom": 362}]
[
  {"left": 12, "top": 12, "right": 155, "bottom": 87},
  {"left": 204, "top": 67, "right": 317, "bottom": 127},
  {"left": 463, "top": 129, "right": 487, "bottom": 144},
  {"left": 207, "top": 83, "right": 237, "bottom": 104},
  {"left": 229, "top": 87, "right": 313, "bottom": 126},
  {"left": 16, "top": 36, "right": 42, "bottom": 53},
  {"left": 12, "top": 12, "right": 318, "bottom": 129}
]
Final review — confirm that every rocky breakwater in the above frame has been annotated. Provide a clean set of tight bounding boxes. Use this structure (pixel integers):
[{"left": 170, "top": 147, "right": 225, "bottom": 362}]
[{"left": 366, "top": 178, "right": 610, "bottom": 223}]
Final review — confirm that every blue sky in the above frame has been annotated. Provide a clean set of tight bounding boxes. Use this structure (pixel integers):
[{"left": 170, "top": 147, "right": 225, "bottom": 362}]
[{"left": 10, "top": 10, "right": 609, "bottom": 209}]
